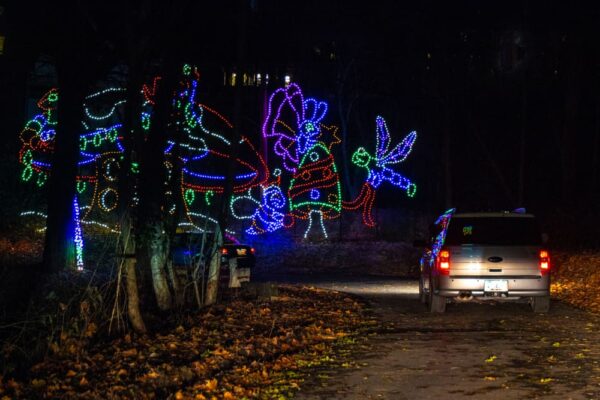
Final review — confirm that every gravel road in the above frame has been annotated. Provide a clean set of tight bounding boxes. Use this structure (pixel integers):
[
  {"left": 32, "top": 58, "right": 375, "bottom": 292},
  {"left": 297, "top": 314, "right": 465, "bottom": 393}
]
[{"left": 259, "top": 274, "right": 600, "bottom": 400}]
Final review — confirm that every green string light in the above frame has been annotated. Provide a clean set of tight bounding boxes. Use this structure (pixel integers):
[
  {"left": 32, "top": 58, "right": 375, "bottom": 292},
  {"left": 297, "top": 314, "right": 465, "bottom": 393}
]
[
  {"left": 185, "top": 188, "right": 195, "bottom": 205},
  {"left": 205, "top": 190, "right": 214, "bottom": 205},
  {"left": 76, "top": 181, "right": 87, "bottom": 194},
  {"left": 21, "top": 165, "right": 33, "bottom": 181},
  {"left": 36, "top": 172, "right": 47, "bottom": 187}
]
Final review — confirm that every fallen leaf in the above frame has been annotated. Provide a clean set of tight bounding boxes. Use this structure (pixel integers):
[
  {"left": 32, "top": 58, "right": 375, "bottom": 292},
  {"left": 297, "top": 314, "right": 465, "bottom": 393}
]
[
  {"left": 31, "top": 379, "right": 46, "bottom": 388},
  {"left": 205, "top": 378, "right": 218, "bottom": 391},
  {"left": 145, "top": 371, "right": 160, "bottom": 379},
  {"left": 122, "top": 348, "right": 137, "bottom": 357},
  {"left": 85, "top": 323, "right": 97, "bottom": 338},
  {"left": 485, "top": 355, "right": 497, "bottom": 363}
]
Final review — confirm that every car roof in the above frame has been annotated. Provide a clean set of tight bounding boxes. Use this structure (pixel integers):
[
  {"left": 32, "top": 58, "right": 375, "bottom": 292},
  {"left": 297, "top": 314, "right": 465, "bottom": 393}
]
[{"left": 453, "top": 212, "right": 536, "bottom": 218}]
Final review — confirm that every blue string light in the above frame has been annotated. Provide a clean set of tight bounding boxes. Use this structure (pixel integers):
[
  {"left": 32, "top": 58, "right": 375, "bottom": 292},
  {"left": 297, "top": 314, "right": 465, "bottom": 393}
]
[
  {"left": 230, "top": 185, "right": 287, "bottom": 235},
  {"left": 73, "top": 196, "right": 84, "bottom": 270}
]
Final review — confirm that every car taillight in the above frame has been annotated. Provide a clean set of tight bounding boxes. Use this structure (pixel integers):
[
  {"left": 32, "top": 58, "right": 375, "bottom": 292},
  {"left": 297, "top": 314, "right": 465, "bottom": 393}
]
[
  {"left": 437, "top": 249, "right": 450, "bottom": 275},
  {"left": 221, "top": 248, "right": 228, "bottom": 255},
  {"left": 250, "top": 247, "right": 255, "bottom": 254},
  {"left": 539, "top": 250, "right": 550, "bottom": 274}
]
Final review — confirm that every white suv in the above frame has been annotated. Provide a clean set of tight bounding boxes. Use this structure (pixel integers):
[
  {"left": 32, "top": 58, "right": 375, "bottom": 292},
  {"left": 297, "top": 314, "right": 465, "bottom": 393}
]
[{"left": 417, "top": 209, "right": 551, "bottom": 313}]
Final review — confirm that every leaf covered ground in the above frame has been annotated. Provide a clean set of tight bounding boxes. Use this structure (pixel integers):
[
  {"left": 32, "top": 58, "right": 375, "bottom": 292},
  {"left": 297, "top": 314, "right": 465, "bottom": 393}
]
[
  {"left": 552, "top": 251, "right": 600, "bottom": 314},
  {"left": 0, "top": 285, "right": 372, "bottom": 399}
]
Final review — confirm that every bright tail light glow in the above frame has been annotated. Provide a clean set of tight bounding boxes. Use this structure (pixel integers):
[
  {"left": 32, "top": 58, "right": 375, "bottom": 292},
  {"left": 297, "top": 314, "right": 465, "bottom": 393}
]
[
  {"left": 221, "top": 248, "right": 228, "bottom": 255},
  {"left": 539, "top": 250, "right": 550, "bottom": 273},
  {"left": 250, "top": 247, "right": 255, "bottom": 254},
  {"left": 437, "top": 249, "right": 450, "bottom": 275}
]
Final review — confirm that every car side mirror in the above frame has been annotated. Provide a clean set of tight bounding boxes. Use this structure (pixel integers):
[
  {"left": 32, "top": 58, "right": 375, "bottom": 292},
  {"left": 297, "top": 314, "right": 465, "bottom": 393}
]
[
  {"left": 413, "top": 239, "right": 428, "bottom": 248},
  {"left": 541, "top": 233, "right": 549, "bottom": 245}
]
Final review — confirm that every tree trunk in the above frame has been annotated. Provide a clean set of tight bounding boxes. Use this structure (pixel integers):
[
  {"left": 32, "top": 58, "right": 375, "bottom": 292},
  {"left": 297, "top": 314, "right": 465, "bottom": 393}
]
[
  {"left": 560, "top": 42, "right": 582, "bottom": 203},
  {"left": 592, "top": 98, "right": 600, "bottom": 197},
  {"left": 517, "top": 80, "right": 527, "bottom": 206},
  {"left": 206, "top": 0, "right": 249, "bottom": 304},
  {"left": 42, "top": 60, "right": 86, "bottom": 273},
  {"left": 122, "top": 217, "right": 146, "bottom": 333},
  {"left": 140, "top": 224, "right": 172, "bottom": 310},
  {"left": 468, "top": 111, "right": 516, "bottom": 207},
  {"left": 117, "top": 52, "right": 149, "bottom": 329},
  {"left": 135, "top": 65, "right": 179, "bottom": 312},
  {"left": 336, "top": 60, "right": 356, "bottom": 199},
  {"left": 204, "top": 229, "right": 223, "bottom": 305}
]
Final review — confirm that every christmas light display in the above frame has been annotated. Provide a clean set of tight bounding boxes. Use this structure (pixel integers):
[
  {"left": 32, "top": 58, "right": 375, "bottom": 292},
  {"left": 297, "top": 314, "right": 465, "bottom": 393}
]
[
  {"left": 430, "top": 208, "right": 456, "bottom": 263},
  {"left": 262, "top": 83, "right": 330, "bottom": 173},
  {"left": 204, "top": 190, "right": 214, "bottom": 205},
  {"left": 18, "top": 66, "right": 273, "bottom": 242},
  {"left": 235, "top": 84, "right": 419, "bottom": 238},
  {"left": 15, "top": 71, "right": 224, "bottom": 258},
  {"left": 256, "top": 84, "right": 345, "bottom": 238},
  {"left": 288, "top": 143, "right": 342, "bottom": 237},
  {"left": 73, "top": 196, "right": 84, "bottom": 270},
  {"left": 171, "top": 66, "right": 268, "bottom": 234},
  {"left": 19, "top": 89, "right": 58, "bottom": 186},
  {"left": 18, "top": 71, "right": 420, "bottom": 248},
  {"left": 345, "top": 116, "right": 417, "bottom": 227},
  {"left": 230, "top": 184, "right": 287, "bottom": 235}
]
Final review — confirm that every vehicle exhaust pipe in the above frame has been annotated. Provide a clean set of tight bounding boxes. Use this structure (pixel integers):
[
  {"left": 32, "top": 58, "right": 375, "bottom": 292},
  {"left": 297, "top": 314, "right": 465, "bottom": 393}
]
[{"left": 455, "top": 291, "right": 473, "bottom": 302}]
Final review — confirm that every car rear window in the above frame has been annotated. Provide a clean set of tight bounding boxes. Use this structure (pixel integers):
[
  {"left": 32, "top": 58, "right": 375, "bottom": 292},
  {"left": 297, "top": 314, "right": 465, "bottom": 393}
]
[{"left": 445, "top": 217, "right": 541, "bottom": 246}]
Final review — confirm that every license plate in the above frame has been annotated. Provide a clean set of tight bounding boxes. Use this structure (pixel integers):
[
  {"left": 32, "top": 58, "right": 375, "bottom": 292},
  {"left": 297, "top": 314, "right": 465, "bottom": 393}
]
[
  {"left": 236, "top": 248, "right": 247, "bottom": 256},
  {"left": 484, "top": 280, "right": 508, "bottom": 292}
]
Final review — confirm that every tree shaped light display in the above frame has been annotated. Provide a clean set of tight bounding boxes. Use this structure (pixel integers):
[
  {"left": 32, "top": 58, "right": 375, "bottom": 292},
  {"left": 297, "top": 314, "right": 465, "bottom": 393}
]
[
  {"left": 17, "top": 66, "right": 272, "bottom": 267},
  {"left": 170, "top": 67, "right": 268, "bottom": 234}
]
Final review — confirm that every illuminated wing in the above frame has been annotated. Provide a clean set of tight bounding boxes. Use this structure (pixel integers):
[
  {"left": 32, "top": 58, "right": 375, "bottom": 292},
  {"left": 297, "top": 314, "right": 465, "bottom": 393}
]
[
  {"left": 262, "top": 83, "right": 305, "bottom": 170},
  {"left": 262, "top": 83, "right": 304, "bottom": 140},
  {"left": 303, "top": 98, "right": 328, "bottom": 125},
  {"left": 375, "top": 116, "right": 391, "bottom": 161},
  {"left": 379, "top": 131, "right": 417, "bottom": 166}
]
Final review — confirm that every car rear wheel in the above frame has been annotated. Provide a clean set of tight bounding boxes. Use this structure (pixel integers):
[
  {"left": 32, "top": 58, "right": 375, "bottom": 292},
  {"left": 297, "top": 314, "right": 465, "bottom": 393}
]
[
  {"left": 428, "top": 277, "right": 446, "bottom": 313},
  {"left": 531, "top": 296, "right": 550, "bottom": 313},
  {"left": 418, "top": 276, "right": 427, "bottom": 304}
]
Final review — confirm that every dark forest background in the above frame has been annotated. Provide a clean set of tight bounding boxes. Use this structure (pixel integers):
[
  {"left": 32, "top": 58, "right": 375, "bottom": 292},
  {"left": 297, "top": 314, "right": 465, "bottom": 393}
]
[{"left": 1, "top": 0, "right": 599, "bottom": 248}]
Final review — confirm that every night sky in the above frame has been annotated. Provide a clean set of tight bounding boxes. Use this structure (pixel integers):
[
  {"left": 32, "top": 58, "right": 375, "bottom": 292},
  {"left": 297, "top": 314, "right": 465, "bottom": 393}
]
[{"left": 1, "top": 0, "right": 599, "bottom": 245}]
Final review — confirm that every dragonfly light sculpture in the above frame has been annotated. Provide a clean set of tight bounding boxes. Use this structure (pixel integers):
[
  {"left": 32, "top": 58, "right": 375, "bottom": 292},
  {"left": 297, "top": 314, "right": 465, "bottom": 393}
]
[{"left": 344, "top": 116, "right": 417, "bottom": 227}]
